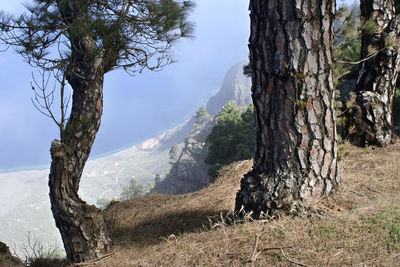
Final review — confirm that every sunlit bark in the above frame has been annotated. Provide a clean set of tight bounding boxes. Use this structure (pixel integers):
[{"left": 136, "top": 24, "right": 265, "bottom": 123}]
[{"left": 235, "top": 0, "right": 339, "bottom": 217}]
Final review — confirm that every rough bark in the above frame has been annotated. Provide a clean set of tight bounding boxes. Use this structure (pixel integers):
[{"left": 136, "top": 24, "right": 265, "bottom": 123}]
[
  {"left": 49, "top": 61, "right": 112, "bottom": 262},
  {"left": 235, "top": 0, "right": 339, "bottom": 217},
  {"left": 48, "top": 2, "right": 112, "bottom": 262},
  {"left": 346, "top": 0, "right": 400, "bottom": 146}
]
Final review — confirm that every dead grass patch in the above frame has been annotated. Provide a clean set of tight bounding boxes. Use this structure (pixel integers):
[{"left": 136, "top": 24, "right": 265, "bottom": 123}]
[
  {"left": 92, "top": 144, "right": 400, "bottom": 266},
  {"left": 104, "top": 160, "right": 252, "bottom": 246}
]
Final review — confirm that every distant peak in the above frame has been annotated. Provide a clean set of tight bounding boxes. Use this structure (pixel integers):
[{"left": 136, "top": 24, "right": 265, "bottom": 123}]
[{"left": 206, "top": 61, "right": 252, "bottom": 115}]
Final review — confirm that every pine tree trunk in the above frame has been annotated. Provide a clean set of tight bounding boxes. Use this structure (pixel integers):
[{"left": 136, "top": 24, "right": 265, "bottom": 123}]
[
  {"left": 49, "top": 59, "right": 112, "bottom": 262},
  {"left": 48, "top": 3, "right": 112, "bottom": 262},
  {"left": 235, "top": 0, "right": 339, "bottom": 217},
  {"left": 346, "top": 0, "right": 400, "bottom": 146}
]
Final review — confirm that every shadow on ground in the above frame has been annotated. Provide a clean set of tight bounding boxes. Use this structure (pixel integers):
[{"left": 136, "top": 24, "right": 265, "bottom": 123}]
[{"left": 108, "top": 208, "right": 231, "bottom": 246}]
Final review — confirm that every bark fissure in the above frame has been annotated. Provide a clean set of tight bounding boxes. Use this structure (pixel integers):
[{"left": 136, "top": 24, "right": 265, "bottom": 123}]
[{"left": 236, "top": 0, "right": 339, "bottom": 217}]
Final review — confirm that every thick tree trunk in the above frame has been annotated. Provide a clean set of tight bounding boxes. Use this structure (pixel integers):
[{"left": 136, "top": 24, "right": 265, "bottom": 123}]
[
  {"left": 48, "top": 4, "right": 112, "bottom": 261},
  {"left": 346, "top": 0, "right": 400, "bottom": 146},
  {"left": 235, "top": 0, "right": 339, "bottom": 217}
]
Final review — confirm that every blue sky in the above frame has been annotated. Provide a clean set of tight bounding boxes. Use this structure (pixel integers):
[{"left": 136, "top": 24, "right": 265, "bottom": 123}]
[
  {"left": 0, "top": 0, "right": 250, "bottom": 171},
  {"left": 0, "top": 0, "right": 358, "bottom": 171}
]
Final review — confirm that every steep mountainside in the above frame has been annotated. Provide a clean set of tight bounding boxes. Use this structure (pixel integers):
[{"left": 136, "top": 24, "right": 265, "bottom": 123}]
[
  {"left": 3, "top": 143, "right": 400, "bottom": 266},
  {"left": 152, "top": 119, "right": 216, "bottom": 194},
  {"left": 152, "top": 62, "right": 252, "bottom": 194}
]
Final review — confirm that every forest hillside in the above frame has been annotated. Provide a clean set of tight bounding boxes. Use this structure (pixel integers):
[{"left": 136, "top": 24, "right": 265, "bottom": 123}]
[{"left": 85, "top": 142, "right": 400, "bottom": 266}]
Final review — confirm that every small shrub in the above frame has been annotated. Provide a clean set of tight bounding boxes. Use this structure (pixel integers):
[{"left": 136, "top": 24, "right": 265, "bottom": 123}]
[
  {"left": 21, "top": 233, "right": 65, "bottom": 267},
  {"left": 338, "top": 143, "right": 351, "bottom": 160},
  {"left": 97, "top": 198, "right": 112, "bottom": 209}
]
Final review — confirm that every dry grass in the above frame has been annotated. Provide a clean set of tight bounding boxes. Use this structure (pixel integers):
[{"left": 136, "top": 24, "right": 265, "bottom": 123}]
[
  {"left": 89, "top": 143, "right": 400, "bottom": 267},
  {"left": 103, "top": 160, "right": 251, "bottom": 247}
]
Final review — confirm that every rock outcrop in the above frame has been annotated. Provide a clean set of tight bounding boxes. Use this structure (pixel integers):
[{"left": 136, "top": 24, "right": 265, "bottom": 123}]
[{"left": 152, "top": 118, "right": 216, "bottom": 194}]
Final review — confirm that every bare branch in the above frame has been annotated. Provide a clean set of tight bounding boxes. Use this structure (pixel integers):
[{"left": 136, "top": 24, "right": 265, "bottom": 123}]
[{"left": 30, "top": 69, "right": 70, "bottom": 137}]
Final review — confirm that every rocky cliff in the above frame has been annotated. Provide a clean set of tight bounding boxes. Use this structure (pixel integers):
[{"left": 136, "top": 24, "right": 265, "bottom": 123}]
[
  {"left": 152, "top": 119, "right": 216, "bottom": 194},
  {"left": 206, "top": 61, "right": 252, "bottom": 115},
  {"left": 0, "top": 241, "right": 23, "bottom": 266}
]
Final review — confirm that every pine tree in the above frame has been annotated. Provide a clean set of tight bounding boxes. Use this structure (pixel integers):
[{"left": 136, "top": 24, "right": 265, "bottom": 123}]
[
  {"left": 121, "top": 177, "right": 151, "bottom": 200},
  {"left": 154, "top": 173, "right": 162, "bottom": 187},
  {"left": 205, "top": 102, "right": 255, "bottom": 180},
  {"left": 0, "top": 0, "right": 193, "bottom": 262},
  {"left": 169, "top": 144, "right": 179, "bottom": 164},
  {"left": 194, "top": 105, "right": 211, "bottom": 129}
]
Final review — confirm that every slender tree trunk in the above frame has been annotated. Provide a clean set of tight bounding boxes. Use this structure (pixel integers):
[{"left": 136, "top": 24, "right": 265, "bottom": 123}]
[
  {"left": 49, "top": 56, "right": 112, "bottom": 261},
  {"left": 235, "top": 0, "right": 339, "bottom": 217},
  {"left": 48, "top": 5, "right": 112, "bottom": 261},
  {"left": 346, "top": 0, "right": 400, "bottom": 146}
]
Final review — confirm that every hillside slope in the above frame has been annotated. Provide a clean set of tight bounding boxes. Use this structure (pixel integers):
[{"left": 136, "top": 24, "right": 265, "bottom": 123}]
[{"left": 94, "top": 142, "right": 400, "bottom": 266}]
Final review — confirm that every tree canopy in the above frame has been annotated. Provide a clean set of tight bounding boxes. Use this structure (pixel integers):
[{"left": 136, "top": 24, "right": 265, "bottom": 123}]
[
  {"left": 205, "top": 101, "right": 255, "bottom": 180},
  {"left": 0, "top": 0, "right": 194, "bottom": 74}
]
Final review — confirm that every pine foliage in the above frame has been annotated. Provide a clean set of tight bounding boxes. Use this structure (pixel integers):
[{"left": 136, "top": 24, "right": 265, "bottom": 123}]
[
  {"left": 0, "top": 0, "right": 194, "bottom": 74},
  {"left": 169, "top": 144, "right": 179, "bottom": 164},
  {"left": 333, "top": 3, "right": 361, "bottom": 85},
  {"left": 121, "top": 177, "right": 153, "bottom": 200},
  {"left": 205, "top": 101, "right": 255, "bottom": 180},
  {"left": 194, "top": 105, "right": 210, "bottom": 129}
]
